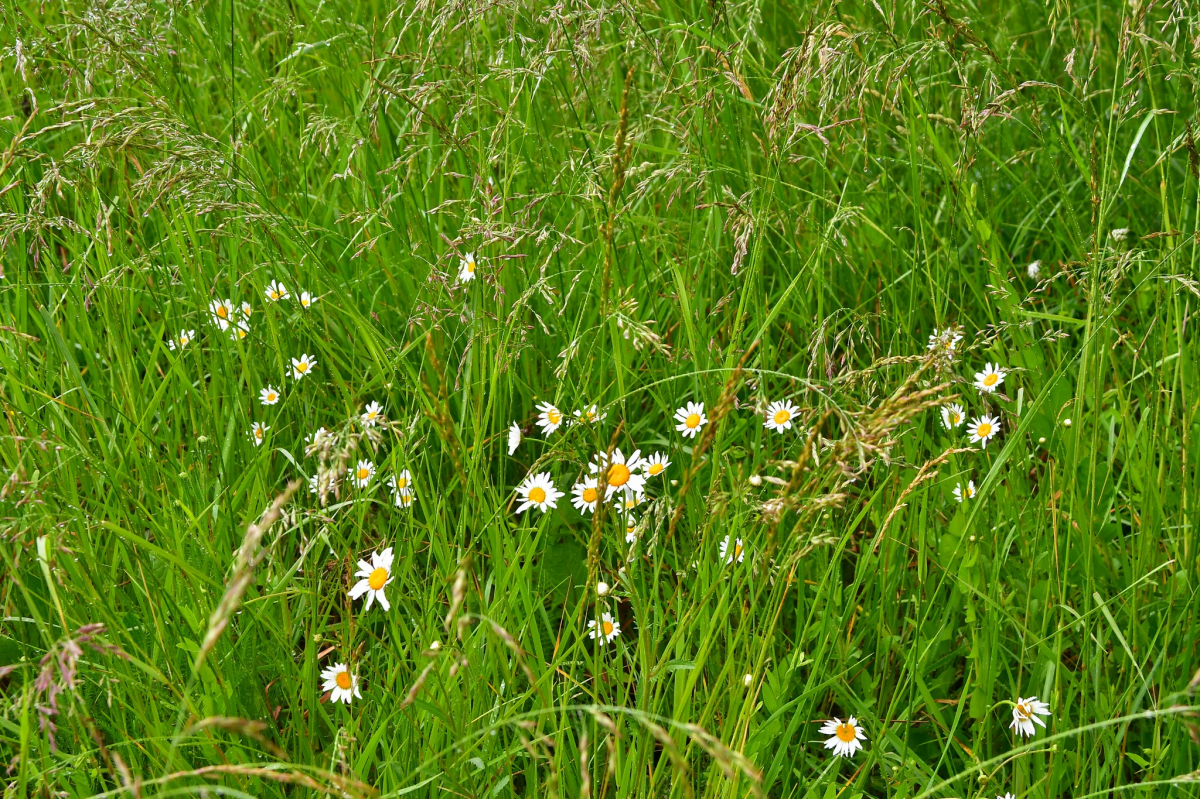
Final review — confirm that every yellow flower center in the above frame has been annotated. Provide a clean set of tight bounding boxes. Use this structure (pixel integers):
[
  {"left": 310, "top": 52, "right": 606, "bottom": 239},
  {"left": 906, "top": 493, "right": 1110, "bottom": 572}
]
[
  {"left": 529, "top": 486, "right": 547, "bottom": 504},
  {"left": 396, "top": 477, "right": 408, "bottom": 489},
  {"left": 835, "top": 722, "right": 857, "bottom": 742},
  {"left": 951, "top": 413, "right": 961, "bottom": 425},
  {"left": 302, "top": 298, "right": 310, "bottom": 306},
  {"left": 984, "top": 373, "right": 999, "bottom": 386},
  {"left": 1015, "top": 703, "right": 1030, "bottom": 720},
  {"left": 582, "top": 487, "right": 598, "bottom": 503},
  {"left": 297, "top": 362, "right": 308, "bottom": 372},
  {"left": 368, "top": 567, "right": 388, "bottom": 590},
  {"left": 773, "top": 409, "right": 791, "bottom": 425},
  {"left": 336, "top": 671, "right": 351, "bottom": 690},
  {"left": 467, "top": 261, "right": 476, "bottom": 273},
  {"left": 608, "top": 463, "right": 631, "bottom": 487},
  {"left": 547, "top": 410, "right": 561, "bottom": 424},
  {"left": 254, "top": 429, "right": 263, "bottom": 440},
  {"left": 602, "top": 621, "right": 614, "bottom": 636},
  {"left": 357, "top": 468, "right": 370, "bottom": 480},
  {"left": 685, "top": 413, "right": 701, "bottom": 428},
  {"left": 267, "top": 393, "right": 276, "bottom": 401},
  {"left": 976, "top": 423, "right": 992, "bottom": 437},
  {"left": 734, "top": 543, "right": 743, "bottom": 559},
  {"left": 216, "top": 306, "right": 228, "bottom": 319},
  {"left": 648, "top": 463, "right": 664, "bottom": 475}
]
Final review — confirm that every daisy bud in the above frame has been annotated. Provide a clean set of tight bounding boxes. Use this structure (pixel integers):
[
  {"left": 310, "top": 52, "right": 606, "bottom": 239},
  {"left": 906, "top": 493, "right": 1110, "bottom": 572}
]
[
  {"left": 748, "top": 474, "right": 762, "bottom": 486},
  {"left": 1062, "top": 418, "right": 1072, "bottom": 427},
  {"left": 597, "top": 581, "right": 610, "bottom": 597},
  {"left": 1038, "top": 436, "right": 1046, "bottom": 444},
  {"left": 743, "top": 673, "right": 753, "bottom": 687},
  {"left": 429, "top": 640, "right": 441, "bottom": 651}
]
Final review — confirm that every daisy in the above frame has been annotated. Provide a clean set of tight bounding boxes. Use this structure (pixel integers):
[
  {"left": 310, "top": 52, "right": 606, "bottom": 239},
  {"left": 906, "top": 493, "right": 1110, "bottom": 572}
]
[
  {"left": 953, "top": 480, "right": 976, "bottom": 503},
  {"left": 458, "top": 252, "right": 478, "bottom": 282},
  {"left": 388, "top": 469, "right": 413, "bottom": 496},
  {"left": 587, "top": 612, "right": 621, "bottom": 645},
  {"left": 764, "top": 400, "right": 800, "bottom": 433},
  {"left": 620, "top": 494, "right": 643, "bottom": 514},
  {"left": 927, "top": 327, "right": 964, "bottom": 354},
  {"left": 571, "top": 477, "right": 601, "bottom": 514},
  {"left": 353, "top": 459, "right": 376, "bottom": 488},
  {"left": 259, "top": 385, "right": 281, "bottom": 406},
  {"left": 507, "top": 422, "right": 521, "bottom": 455},
  {"left": 969, "top": 415, "right": 1000, "bottom": 448},
  {"left": 208, "top": 299, "right": 234, "bottom": 331},
  {"left": 642, "top": 452, "right": 670, "bottom": 477},
  {"left": 573, "top": 405, "right": 606, "bottom": 425},
  {"left": 239, "top": 302, "right": 253, "bottom": 319},
  {"left": 1027, "top": 260, "right": 1041, "bottom": 279},
  {"left": 361, "top": 401, "right": 383, "bottom": 427},
  {"left": 719, "top": 535, "right": 746, "bottom": 564},
  {"left": 394, "top": 491, "right": 415, "bottom": 509},
  {"left": 974, "top": 363, "right": 1007, "bottom": 393},
  {"left": 305, "top": 427, "right": 328, "bottom": 447},
  {"left": 589, "top": 449, "right": 646, "bottom": 501},
  {"left": 941, "top": 403, "right": 965, "bottom": 429},
  {"left": 168, "top": 329, "right": 195, "bottom": 351},
  {"left": 819, "top": 717, "right": 867, "bottom": 758},
  {"left": 624, "top": 515, "right": 638, "bottom": 543},
  {"left": 1010, "top": 696, "right": 1051, "bottom": 737},
  {"left": 999, "top": 794, "right": 1016, "bottom": 799},
  {"left": 250, "top": 422, "right": 269, "bottom": 446},
  {"left": 674, "top": 401, "right": 707, "bottom": 438},
  {"left": 265, "top": 280, "right": 289, "bottom": 302},
  {"left": 535, "top": 402, "right": 564, "bottom": 436},
  {"left": 291, "top": 353, "right": 316, "bottom": 380},
  {"left": 515, "top": 472, "right": 562, "bottom": 514},
  {"left": 348, "top": 547, "right": 394, "bottom": 611},
  {"left": 229, "top": 318, "right": 249, "bottom": 341},
  {"left": 320, "top": 662, "right": 361, "bottom": 704},
  {"left": 299, "top": 291, "right": 317, "bottom": 309}
]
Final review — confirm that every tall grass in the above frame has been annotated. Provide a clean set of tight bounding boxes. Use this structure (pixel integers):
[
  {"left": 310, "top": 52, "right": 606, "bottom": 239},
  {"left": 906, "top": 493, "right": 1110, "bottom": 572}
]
[{"left": 1, "top": 0, "right": 1199, "bottom": 796}]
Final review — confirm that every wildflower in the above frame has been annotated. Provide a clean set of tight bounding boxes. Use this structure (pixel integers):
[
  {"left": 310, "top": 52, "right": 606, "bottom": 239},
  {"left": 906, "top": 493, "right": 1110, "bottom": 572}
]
[
  {"left": 969, "top": 415, "right": 1000, "bottom": 448},
  {"left": 229, "top": 318, "right": 249, "bottom": 341},
  {"left": 589, "top": 449, "right": 646, "bottom": 501},
  {"left": 573, "top": 405, "right": 606, "bottom": 425},
  {"left": 927, "top": 327, "right": 964, "bottom": 354},
  {"left": 743, "top": 674, "right": 753, "bottom": 687},
  {"left": 348, "top": 547, "right": 394, "bottom": 611},
  {"left": 587, "top": 612, "right": 621, "bottom": 645},
  {"left": 1027, "top": 261, "right": 1041, "bottom": 279},
  {"left": 642, "top": 452, "right": 670, "bottom": 477},
  {"left": 308, "top": 474, "right": 320, "bottom": 494},
  {"left": 388, "top": 469, "right": 413, "bottom": 496},
  {"left": 458, "top": 252, "right": 478, "bottom": 282},
  {"left": 941, "top": 403, "right": 965, "bottom": 429},
  {"left": 507, "top": 422, "right": 521, "bottom": 455},
  {"left": 291, "top": 353, "right": 316, "bottom": 380},
  {"left": 361, "top": 401, "right": 382, "bottom": 427},
  {"left": 265, "top": 280, "right": 289, "bottom": 302},
  {"left": 974, "top": 363, "right": 1007, "bottom": 393},
  {"left": 168, "top": 329, "right": 195, "bottom": 351},
  {"left": 674, "top": 401, "right": 707, "bottom": 438},
  {"left": 353, "top": 460, "right": 376, "bottom": 488},
  {"left": 998, "top": 794, "right": 1016, "bottom": 799},
  {"left": 719, "top": 535, "right": 746, "bottom": 564},
  {"left": 1062, "top": 418, "right": 1072, "bottom": 428},
  {"left": 239, "top": 302, "right": 253, "bottom": 318},
  {"left": 596, "top": 581, "right": 610, "bottom": 597},
  {"left": 394, "top": 491, "right": 415, "bottom": 509},
  {"left": 819, "top": 717, "right": 867, "bottom": 758},
  {"left": 428, "top": 640, "right": 441, "bottom": 651},
  {"left": 571, "top": 477, "right": 601, "bottom": 514},
  {"left": 535, "top": 402, "right": 564, "bottom": 436},
  {"left": 299, "top": 291, "right": 317, "bottom": 309},
  {"left": 305, "top": 427, "right": 328, "bottom": 448},
  {"left": 259, "top": 386, "right": 281, "bottom": 406},
  {"left": 624, "top": 516, "right": 638, "bottom": 543},
  {"left": 209, "top": 299, "right": 234, "bottom": 330},
  {"left": 320, "top": 663, "right": 361, "bottom": 704},
  {"left": 953, "top": 480, "right": 976, "bottom": 502},
  {"left": 1010, "top": 696, "right": 1051, "bottom": 737},
  {"left": 1110, "top": 228, "right": 1130, "bottom": 242},
  {"left": 515, "top": 472, "right": 562, "bottom": 514},
  {"left": 764, "top": 400, "right": 800, "bottom": 433},
  {"left": 250, "top": 422, "right": 269, "bottom": 446}
]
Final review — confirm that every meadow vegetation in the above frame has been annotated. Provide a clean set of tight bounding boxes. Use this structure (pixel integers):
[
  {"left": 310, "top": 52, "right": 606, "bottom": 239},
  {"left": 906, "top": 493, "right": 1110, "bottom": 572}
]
[{"left": 2, "top": 0, "right": 1200, "bottom": 796}]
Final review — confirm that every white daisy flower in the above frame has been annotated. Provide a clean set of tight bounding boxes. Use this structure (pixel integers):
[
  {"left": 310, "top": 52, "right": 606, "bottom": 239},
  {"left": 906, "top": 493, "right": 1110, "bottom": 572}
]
[
  {"left": 259, "top": 385, "right": 281, "bottom": 406},
  {"left": 819, "top": 717, "right": 867, "bottom": 758},
  {"left": 674, "top": 401, "right": 707, "bottom": 438},
  {"left": 507, "top": 422, "right": 521, "bottom": 455},
  {"left": 941, "top": 403, "right": 966, "bottom": 429},
  {"left": 250, "top": 422, "right": 269, "bottom": 446},
  {"left": 1026, "top": 260, "right": 1041, "bottom": 279},
  {"left": 352, "top": 459, "right": 376, "bottom": 488},
  {"left": 458, "top": 252, "right": 478, "bottom": 282},
  {"left": 587, "top": 612, "right": 621, "bottom": 645},
  {"left": 361, "top": 401, "right": 383, "bottom": 427},
  {"left": 535, "top": 402, "right": 564, "bottom": 436},
  {"left": 239, "top": 302, "right": 253, "bottom": 318},
  {"left": 228, "top": 318, "right": 249, "bottom": 341},
  {"left": 299, "top": 291, "right": 317, "bottom": 309},
  {"left": 719, "top": 535, "right": 746, "bottom": 564},
  {"left": 265, "top": 280, "right": 289, "bottom": 302},
  {"left": 209, "top": 299, "right": 234, "bottom": 331},
  {"left": 168, "top": 329, "right": 195, "bottom": 351},
  {"left": 974, "top": 363, "right": 1007, "bottom": 393},
  {"left": 291, "top": 353, "right": 316, "bottom": 380},
  {"left": 571, "top": 477, "right": 601, "bottom": 514},
  {"left": 927, "top": 327, "right": 964, "bottom": 354},
  {"left": 953, "top": 480, "right": 976, "bottom": 503},
  {"left": 515, "top": 472, "right": 562, "bottom": 514},
  {"left": 998, "top": 793, "right": 1016, "bottom": 799},
  {"left": 388, "top": 469, "right": 413, "bottom": 496},
  {"left": 394, "top": 491, "right": 415, "bottom": 509},
  {"left": 320, "top": 662, "right": 361, "bottom": 704},
  {"left": 589, "top": 449, "right": 646, "bottom": 501},
  {"left": 969, "top": 415, "right": 1000, "bottom": 448},
  {"left": 764, "top": 400, "right": 800, "bottom": 433},
  {"left": 641, "top": 452, "right": 670, "bottom": 477},
  {"left": 573, "top": 405, "right": 606, "bottom": 425},
  {"left": 305, "top": 427, "right": 328, "bottom": 447},
  {"left": 624, "top": 515, "right": 638, "bottom": 543},
  {"left": 348, "top": 547, "right": 395, "bottom": 611},
  {"left": 1010, "top": 696, "right": 1051, "bottom": 737}
]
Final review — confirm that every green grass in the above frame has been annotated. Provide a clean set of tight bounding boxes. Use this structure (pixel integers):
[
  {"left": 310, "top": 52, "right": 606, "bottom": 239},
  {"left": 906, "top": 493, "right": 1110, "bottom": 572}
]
[{"left": 2, "top": 0, "right": 1199, "bottom": 796}]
